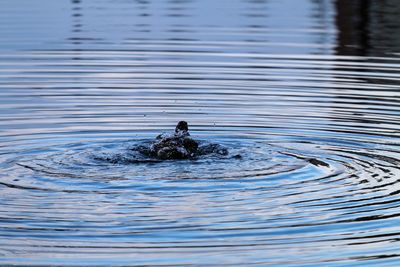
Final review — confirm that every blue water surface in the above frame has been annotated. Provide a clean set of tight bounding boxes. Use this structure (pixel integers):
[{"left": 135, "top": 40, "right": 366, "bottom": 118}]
[{"left": 1, "top": 0, "right": 400, "bottom": 266}]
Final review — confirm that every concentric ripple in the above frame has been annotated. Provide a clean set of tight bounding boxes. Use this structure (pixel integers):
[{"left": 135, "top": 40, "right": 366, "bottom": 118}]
[
  {"left": 4, "top": 139, "right": 315, "bottom": 190},
  {"left": 1, "top": 0, "right": 400, "bottom": 266}
]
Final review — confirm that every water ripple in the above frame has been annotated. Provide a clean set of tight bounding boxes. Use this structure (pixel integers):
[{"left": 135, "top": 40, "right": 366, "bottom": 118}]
[{"left": 1, "top": 0, "right": 400, "bottom": 266}]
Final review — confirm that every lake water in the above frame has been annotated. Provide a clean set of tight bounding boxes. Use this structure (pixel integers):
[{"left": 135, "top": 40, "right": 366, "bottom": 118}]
[{"left": 1, "top": 0, "right": 400, "bottom": 266}]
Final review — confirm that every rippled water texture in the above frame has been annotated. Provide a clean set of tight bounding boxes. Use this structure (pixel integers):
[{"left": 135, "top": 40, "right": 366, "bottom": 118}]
[{"left": 1, "top": 0, "right": 400, "bottom": 266}]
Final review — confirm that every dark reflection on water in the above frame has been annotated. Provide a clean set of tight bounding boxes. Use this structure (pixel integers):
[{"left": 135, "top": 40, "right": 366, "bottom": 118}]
[
  {"left": 1, "top": 0, "right": 400, "bottom": 266},
  {"left": 336, "top": 0, "right": 400, "bottom": 56}
]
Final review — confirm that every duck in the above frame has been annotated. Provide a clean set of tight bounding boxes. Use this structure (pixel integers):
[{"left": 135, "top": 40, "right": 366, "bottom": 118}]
[
  {"left": 149, "top": 121, "right": 199, "bottom": 159},
  {"left": 135, "top": 121, "right": 229, "bottom": 160}
]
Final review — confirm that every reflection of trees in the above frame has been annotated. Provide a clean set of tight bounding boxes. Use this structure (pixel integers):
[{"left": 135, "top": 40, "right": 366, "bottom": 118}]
[
  {"left": 336, "top": 0, "right": 400, "bottom": 56},
  {"left": 335, "top": 0, "right": 369, "bottom": 55},
  {"left": 334, "top": 0, "right": 400, "bottom": 127},
  {"left": 368, "top": 1, "right": 400, "bottom": 56},
  {"left": 71, "top": 0, "right": 82, "bottom": 35},
  {"left": 70, "top": 0, "right": 83, "bottom": 60}
]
